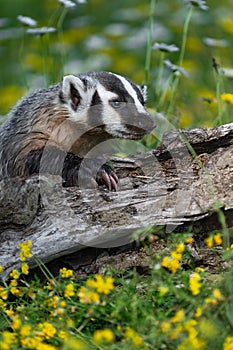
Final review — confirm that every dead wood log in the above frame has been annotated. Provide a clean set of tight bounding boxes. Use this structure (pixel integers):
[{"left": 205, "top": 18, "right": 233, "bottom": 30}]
[{"left": 0, "top": 122, "right": 233, "bottom": 279}]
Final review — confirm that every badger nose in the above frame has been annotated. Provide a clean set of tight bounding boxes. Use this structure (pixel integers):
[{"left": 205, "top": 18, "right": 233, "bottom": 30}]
[{"left": 138, "top": 112, "right": 156, "bottom": 133}]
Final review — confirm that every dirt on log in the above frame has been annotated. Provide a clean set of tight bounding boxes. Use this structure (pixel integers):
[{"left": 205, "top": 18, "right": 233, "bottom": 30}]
[{"left": 0, "top": 122, "right": 233, "bottom": 279}]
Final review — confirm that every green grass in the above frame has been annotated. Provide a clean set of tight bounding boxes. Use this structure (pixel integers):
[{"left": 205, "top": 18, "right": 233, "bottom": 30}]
[{"left": 0, "top": 235, "right": 232, "bottom": 350}]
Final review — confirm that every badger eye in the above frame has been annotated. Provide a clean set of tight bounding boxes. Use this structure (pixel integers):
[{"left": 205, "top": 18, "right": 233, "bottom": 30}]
[{"left": 110, "top": 99, "right": 122, "bottom": 108}]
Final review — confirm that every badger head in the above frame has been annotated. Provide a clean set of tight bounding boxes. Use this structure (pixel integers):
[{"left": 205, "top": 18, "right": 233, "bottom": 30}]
[{"left": 59, "top": 71, "right": 156, "bottom": 140}]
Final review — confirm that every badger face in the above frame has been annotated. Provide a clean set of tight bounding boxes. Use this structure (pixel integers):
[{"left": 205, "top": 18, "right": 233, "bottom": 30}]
[{"left": 59, "top": 71, "right": 156, "bottom": 140}]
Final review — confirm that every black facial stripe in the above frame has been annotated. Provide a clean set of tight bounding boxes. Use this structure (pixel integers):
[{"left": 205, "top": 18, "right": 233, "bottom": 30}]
[
  {"left": 91, "top": 90, "right": 102, "bottom": 106},
  {"left": 88, "top": 90, "right": 103, "bottom": 127},
  {"left": 80, "top": 71, "right": 136, "bottom": 104},
  {"left": 59, "top": 90, "right": 66, "bottom": 104}
]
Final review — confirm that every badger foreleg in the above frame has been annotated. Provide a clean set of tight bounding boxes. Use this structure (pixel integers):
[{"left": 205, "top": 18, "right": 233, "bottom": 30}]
[{"left": 25, "top": 147, "right": 118, "bottom": 190}]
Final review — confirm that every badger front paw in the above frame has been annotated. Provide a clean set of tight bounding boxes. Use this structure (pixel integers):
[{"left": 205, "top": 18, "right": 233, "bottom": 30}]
[
  {"left": 62, "top": 154, "right": 118, "bottom": 191},
  {"left": 96, "top": 163, "right": 118, "bottom": 191}
]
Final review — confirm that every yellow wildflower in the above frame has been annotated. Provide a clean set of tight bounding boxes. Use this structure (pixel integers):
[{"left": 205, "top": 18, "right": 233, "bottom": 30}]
[
  {"left": 205, "top": 236, "right": 213, "bottom": 247},
  {"left": 0, "top": 300, "right": 6, "bottom": 310},
  {"left": 226, "top": 244, "right": 233, "bottom": 251},
  {"left": 28, "top": 289, "right": 36, "bottom": 299},
  {"left": 60, "top": 300, "right": 66, "bottom": 308},
  {"left": 205, "top": 288, "right": 224, "bottom": 305},
  {"left": 64, "top": 283, "right": 75, "bottom": 298},
  {"left": 178, "top": 336, "right": 206, "bottom": 350},
  {"left": 19, "top": 240, "right": 32, "bottom": 261},
  {"left": 0, "top": 286, "right": 8, "bottom": 300},
  {"left": 171, "top": 309, "right": 185, "bottom": 323},
  {"left": 93, "top": 328, "right": 115, "bottom": 344},
  {"left": 213, "top": 233, "right": 223, "bottom": 245},
  {"left": 60, "top": 267, "right": 74, "bottom": 278},
  {"left": 37, "top": 343, "right": 57, "bottom": 350},
  {"left": 58, "top": 330, "right": 68, "bottom": 339},
  {"left": 171, "top": 251, "right": 182, "bottom": 261},
  {"left": 64, "top": 338, "right": 87, "bottom": 350},
  {"left": 189, "top": 272, "right": 202, "bottom": 296},
  {"left": 205, "top": 297, "right": 216, "bottom": 305},
  {"left": 195, "top": 267, "right": 204, "bottom": 272},
  {"left": 221, "top": 93, "right": 233, "bottom": 105},
  {"left": 86, "top": 274, "right": 114, "bottom": 295},
  {"left": 10, "top": 279, "right": 18, "bottom": 287},
  {"left": 183, "top": 319, "right": 198, "bottom": 335},
  {"left": 20, "top": 324, "right": 32, "bottom": 337},
  {"left": 0, "top": 265, "right": 3, "bottom": 273},
  {"left": 125, "top": 327, "right": 143, "bottom": 347},
  {"left": 21, "top": 336, "right": 42, "bottom": 349},
  {"left": 12, "top": 315, "right": 22, "bottom": 330},
  {"left": 161, "top": 256, "right": 181, "bottom": 273},
  {"left": 5, "top": 309, "right": 14, "bottom": 318},
  {"left": 39, "top": 322, "right": 56, "bottom": 340},
  {"left": 67, "top": 319, "right": 74, "bottom": 328},
  {"left": 78, "top": 286, "right": 100, "bottom": 304},
  {"left": 194, "top": 307, "right": 202, "bottom": 318},
  {"left": 0, "top": 341, "right": 8, "bottom": 350},
  {"left": 175, "top": 243, "right": 185, "bottom": 253},
  {"left": 223, "top": 336, "right": 233, "bottom": 350},
  {"left": 168, "top": 324, "right": 183, "bottom": 340},
  {"left": 46, "top": 295, "right": 59, "bottom": 309},
  {"left": 1, "top": 332, "right": 17, "bottom": 348},
  {"left": 10, "top": 269, "right": 20, "bottom": 279},
  {"left": 44, "top": 282, "right": 54, "bottom": 292},
  {"left": 160, "top": 321, "right": 171, "bottom": 332},
  {"left": 158, "top": 285, "right": 169, "bottom": 296},
  {"left": 0, "top": 85, "right": 26, "bottom": 114},
  {"left": 52, "top": 306, "right": 65, "bottom": 317},
  {"left": 161, "top": 243, "right": 184, "bottom": 273},
  {"left": 21, "top": 262, "right": 29, "bottom": 275},
  {"left": 10, "top": 286, "right": 24, "bottom": 297},
  {"left": 186, "top": 236, "right": 194, "bottom": 244},
  {"left": 213, "top": 288, "right": 223, "bottom": 300}
]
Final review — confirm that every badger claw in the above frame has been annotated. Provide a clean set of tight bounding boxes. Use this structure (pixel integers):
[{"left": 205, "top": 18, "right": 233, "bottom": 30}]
[{"left": 97, "top": 164, "right": 118, "bottom": 191}]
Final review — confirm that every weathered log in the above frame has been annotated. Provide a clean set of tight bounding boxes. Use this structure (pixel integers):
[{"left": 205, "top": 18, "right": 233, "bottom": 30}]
[{"left": 0, "top": 122, "right": 233, "bottom": 279}]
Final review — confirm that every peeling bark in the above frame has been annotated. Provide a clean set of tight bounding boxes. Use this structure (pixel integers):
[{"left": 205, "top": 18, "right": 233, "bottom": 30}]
[{"left": 0, "top": 122, "right": 232, "bottom": 279}]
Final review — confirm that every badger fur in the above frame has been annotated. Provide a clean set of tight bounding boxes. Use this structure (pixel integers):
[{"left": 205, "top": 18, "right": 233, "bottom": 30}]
[{"left": 0, "top": 71, "right": 155, "bottom": 190}]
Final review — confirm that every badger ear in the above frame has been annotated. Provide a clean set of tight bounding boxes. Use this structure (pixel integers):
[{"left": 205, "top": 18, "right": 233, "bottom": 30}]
[
  {"left": 140, "top": 84, "right": 148, "bottom": 102},
  {"left": 60, "top": 75, "right": 84, "bottom": 111}
]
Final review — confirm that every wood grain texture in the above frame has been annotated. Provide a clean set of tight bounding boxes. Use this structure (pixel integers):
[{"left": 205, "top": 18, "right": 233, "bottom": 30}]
[{"left": 0, "top": 122, "right": 232, "bottom": 279}]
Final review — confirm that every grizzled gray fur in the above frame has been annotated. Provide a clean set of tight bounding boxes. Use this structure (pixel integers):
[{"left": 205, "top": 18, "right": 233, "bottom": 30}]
[{"left": 0, "top": 71, "right": 155, "bottom": 190}]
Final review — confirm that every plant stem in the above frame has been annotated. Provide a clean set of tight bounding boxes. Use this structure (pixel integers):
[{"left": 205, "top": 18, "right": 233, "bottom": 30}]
[
  {"left": 215, "top": 69, "right": 223, "bottom": 125},
  {"left": 40, "top": 35, "right": 49, "bottom": 85},
  {"left": 179, "top": 5, "right": 194, "bottom": 67},
  {"left": 157, "top": 73, "right": 173, "bottom": 110},
  {"left": 144, "top": 0, "right": 156, "bottom": 85},
  {"left": 57, "top": 7, "right": 68, "bottom": 76},
  {"left": 166, "top": 5, "right": 194, "bottom": 119},
  {"left": 165, "top": 72, "right": 180, "bottom": 119},
  {"left": 156, "top": 51, "right": 165, "bottom": 97},
  {"left": 217, "top": 207, "right": 230, "bottom": 248},
  {"left": 19, "top": 28, "right": 29, "bottom": 89}
]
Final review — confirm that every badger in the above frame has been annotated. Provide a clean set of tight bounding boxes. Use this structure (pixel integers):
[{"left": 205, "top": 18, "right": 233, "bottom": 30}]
[{"left": 0, "top": 71, "right": 155, "bottom": 190}]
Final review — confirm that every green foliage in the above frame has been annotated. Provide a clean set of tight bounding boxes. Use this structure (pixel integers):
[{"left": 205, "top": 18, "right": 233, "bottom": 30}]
[
  {"left": 0, "top": 236, "right": 232, "bottom": 349},
  {"left": 1, "top": 0, "right": 233, "bottom": 127}
]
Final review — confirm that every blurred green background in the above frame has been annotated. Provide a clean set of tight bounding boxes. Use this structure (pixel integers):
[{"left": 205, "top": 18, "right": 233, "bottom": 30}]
[{"left": 0, "top": 0, "right": 233, "bottom": 127}]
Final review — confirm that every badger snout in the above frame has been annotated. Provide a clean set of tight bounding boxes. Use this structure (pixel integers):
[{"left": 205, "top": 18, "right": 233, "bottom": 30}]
[
  {"left": 123, "top": 108, "right": 156, "bottom": 139},
  {"left": 137, "top": 111, "right": 156, "bottom": 133}
]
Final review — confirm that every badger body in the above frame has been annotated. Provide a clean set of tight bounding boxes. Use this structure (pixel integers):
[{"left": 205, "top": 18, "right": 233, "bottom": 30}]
[{"left": 0, "top": 71, "right": 155, "bottom": 189}]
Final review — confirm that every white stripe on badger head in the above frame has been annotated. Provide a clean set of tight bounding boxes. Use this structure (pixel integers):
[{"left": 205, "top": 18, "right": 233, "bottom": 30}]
[
  {"left": 111, "top": 73, "right": 146, "bottom": 114},
  {"left": 96, "top": 82, "right": 128, "bottom": 136}
]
